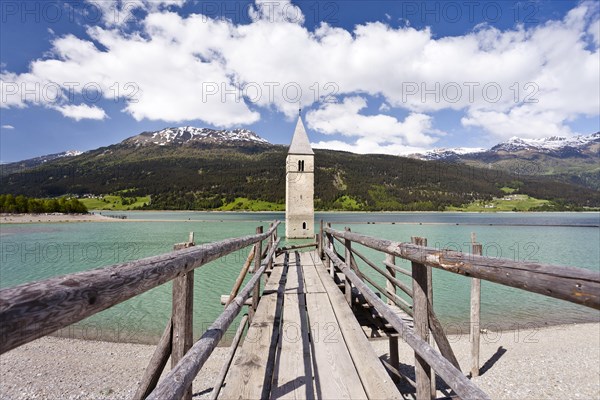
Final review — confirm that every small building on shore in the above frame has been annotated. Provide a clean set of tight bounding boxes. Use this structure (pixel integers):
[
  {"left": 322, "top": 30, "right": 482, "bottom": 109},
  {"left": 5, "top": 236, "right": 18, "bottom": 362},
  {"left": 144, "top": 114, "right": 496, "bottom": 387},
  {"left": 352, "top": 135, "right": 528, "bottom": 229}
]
[{"left": 285, "top": 114, "right": 314, "bottom": 239}]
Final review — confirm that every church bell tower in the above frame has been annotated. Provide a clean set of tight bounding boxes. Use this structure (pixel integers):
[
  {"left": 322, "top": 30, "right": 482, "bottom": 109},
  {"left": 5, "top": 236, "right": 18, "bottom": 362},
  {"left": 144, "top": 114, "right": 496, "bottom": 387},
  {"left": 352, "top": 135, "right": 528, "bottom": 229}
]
[{"left": 285, "top": 113, "right": 314, "bottom": 239}]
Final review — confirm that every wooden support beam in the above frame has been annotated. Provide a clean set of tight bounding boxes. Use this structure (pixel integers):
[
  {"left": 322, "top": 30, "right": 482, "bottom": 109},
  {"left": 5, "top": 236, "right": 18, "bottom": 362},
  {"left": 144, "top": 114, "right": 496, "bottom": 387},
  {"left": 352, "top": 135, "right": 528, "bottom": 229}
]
[
  {"left": 172, "top": 271, "right": 194, "bottom": 400},
  {"left": 386, "top": 253, "right": 400, "bottom": 385},
  {"left": 411, "top": 236, "right": 432, "bottom": 400},
  {"left": 224, "top": 248, "right": 255, "bottom": 308},
  {"left": 209, "top": 314, "right": 248, "bottom": 400},
  {"left": 344, "top": 227, "right": 352, "bottom": 305},
  {"left": 326, "top": 222, "right": 333, "bottom": 277},
  {"left": 427, "top": 249, "right": 436, "bottom": 397},
  {"left": 147, "top": 238, "right": 280, "bottom": 400},
  {"left": 427, "top": 300, "right": 461, "bottom": 372},
  {"left": 389, "top": 336, "right": 400, "bottom": 384},
  {"left": 323, "top": 226, "right": 600, "bottom": 310},
  {"left": 348, "top": 245, "right": 413, "bottom": 298},
  {"left": 0, "top": 222, "right": 280, "bottom": 354},
  {"left": 267, "top": 223, "right": 274, "bottom": 271},
  {"left": 132, "top": 318, "right": 173, "bottom": 400},
  {"left": 319, "top": 219, "right": 324, "bottom": 259},
  {"left": 276, "top": 242, "right": 317, "bottom": 254},
  {"left": 325, "top": 247, "right": 490, "bottom": 400},
  {"left": 220, "top": 295, "right": 252, "bottom": 306},
  {"left": 250, "top": 226, "right": 263, "bottom": 321},
  {"left": 385, "top": 254, "right": 396, "bottom": 306},
  {"left": 471, "top": 243, "right": 483, "bottom": 377},
  {"left": 358, "top": 269, "right": 413, "bottom": 317},
  {"left": 383, "top": 260, "right": 412, "bottom": 277}
]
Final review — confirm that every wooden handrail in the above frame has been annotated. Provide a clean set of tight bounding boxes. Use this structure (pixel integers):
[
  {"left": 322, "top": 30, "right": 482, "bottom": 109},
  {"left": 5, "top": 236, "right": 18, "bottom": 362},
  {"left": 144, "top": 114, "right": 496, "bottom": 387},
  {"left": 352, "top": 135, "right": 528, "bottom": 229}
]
[
  {"left": 146, "top": 238, "right": 281, "bottom": 400},
  {"left": 0, "top": 222, "right": 280, "bottom": 354},
  {"left": 325, "top": 247, "right": 490, "bottom": 400},
  {"left": 333, "top": 235, "right": 413, "bottom": 298},
  {"left": 324, "top": 227, "right": 600, "bottom": 310}
]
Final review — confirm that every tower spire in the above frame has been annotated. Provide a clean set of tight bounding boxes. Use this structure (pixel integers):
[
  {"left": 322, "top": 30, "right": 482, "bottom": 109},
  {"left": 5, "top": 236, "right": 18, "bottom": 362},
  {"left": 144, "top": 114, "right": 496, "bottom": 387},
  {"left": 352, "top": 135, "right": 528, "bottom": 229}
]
[{"left": 288, "top": 114, "right": 313, "bottom": 155}]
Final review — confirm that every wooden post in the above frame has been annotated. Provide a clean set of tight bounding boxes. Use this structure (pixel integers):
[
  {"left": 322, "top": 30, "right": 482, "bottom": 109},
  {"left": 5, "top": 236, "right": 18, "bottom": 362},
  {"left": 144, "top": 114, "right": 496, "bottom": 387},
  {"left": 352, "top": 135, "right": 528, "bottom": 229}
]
[
  {"left": 250, "top": 226, "right": 263, "bottom": 321},
  {"left": 171, "top": 233, "right": 195, "bottom": 400},
  {"left": 384, "top": 253, "right": 400, "bottom": 384},
  {"left": 427, "top": 249, "right": 436, "bottom": 397},
  {"left": 411, "top": 236, "right": 432, "bottom": 400},
  {"left": 319, "top": 220, "right": 324, "bottom": 259},
  {"left": 385, "top": 253, "right": 396, "bottom": 306},
  {"left": 315, "top": 233, "right": 320, "bottom": 256},
  {"left": 471, "top": 242, "right": 483, "bottom": 377},
  {"left": 171, "top": 273, "right": 194, "bottom": 400},
  {"left": 389, "top": 336, "right": 400, "bottom": 384},
  {"left": 268, "top": 223, "right": 274, "bottom": 271},
  {"left": 344, "top": 227, "right": 352, "bottom": 305},
  {"left": 132, "top": 319, "right": 173, "bottom": 400},
  {"left": 326, "top": 223, "right": 333, "bottom": 276}
]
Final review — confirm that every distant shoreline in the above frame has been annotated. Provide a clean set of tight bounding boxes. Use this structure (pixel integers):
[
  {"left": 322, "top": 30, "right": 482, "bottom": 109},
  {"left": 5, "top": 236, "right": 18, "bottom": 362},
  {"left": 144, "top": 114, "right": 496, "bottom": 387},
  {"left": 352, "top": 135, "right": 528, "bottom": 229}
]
[
  {"left": 2, "top": 210, "right": 597, "bottom": 225},
  {"left": 0, "top": 213, "right": 118, "bottom": 224},
  {"left": 93, "top": 209, "right": 600, "bottom": 213}
]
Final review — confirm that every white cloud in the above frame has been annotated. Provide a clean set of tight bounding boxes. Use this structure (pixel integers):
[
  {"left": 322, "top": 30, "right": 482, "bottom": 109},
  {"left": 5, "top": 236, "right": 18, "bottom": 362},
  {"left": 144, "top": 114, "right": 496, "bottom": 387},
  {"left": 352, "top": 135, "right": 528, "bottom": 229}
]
[
  {"left": 312, "top": 138, "right": 429, "bottom": 156},
  {"left": 307, "top": 96, "right": 443, "bottom": 154},
  {"left": 0, "top": 0, "right": 598, "bottom": 142},
  {"left": 249, "top": 0, "right": 304, "bottom": 24},
  {"left": 84, "top": 0, "right": 186, "bottom": 27},
  {"left": 1, "top": 125, "right": 15, "bottom": 129},
  {"left": 461, "top": 107, "right": 574, "bottom": 139},
  {"left": 53, "top": 104, "right": 107, "bottom": 121}
]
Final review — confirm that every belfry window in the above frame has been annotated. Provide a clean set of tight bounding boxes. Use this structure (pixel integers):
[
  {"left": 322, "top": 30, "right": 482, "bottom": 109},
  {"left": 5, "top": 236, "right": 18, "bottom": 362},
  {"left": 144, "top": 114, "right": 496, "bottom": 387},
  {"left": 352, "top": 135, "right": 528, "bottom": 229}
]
[
  {"left": 302, "top": 222, "right": 307, "bottom": 229},
  {"left": 298, "top": 160, "right": 305, "bottom": 171}
]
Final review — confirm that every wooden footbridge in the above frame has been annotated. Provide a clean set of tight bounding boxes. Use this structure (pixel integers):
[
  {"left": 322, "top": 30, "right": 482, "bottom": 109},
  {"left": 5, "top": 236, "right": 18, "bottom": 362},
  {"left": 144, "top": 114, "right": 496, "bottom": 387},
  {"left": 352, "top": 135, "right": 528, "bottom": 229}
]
[{"left": 1, "top": 220, "right": 599, "bottom": 400}]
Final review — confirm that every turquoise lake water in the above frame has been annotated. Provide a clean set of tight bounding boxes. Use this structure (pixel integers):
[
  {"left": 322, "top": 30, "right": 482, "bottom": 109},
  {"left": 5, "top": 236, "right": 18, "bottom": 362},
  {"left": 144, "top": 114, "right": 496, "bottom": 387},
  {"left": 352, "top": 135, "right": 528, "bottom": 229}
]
[{"left": 1, "top": 211, "right": 598, "bottom": 344}]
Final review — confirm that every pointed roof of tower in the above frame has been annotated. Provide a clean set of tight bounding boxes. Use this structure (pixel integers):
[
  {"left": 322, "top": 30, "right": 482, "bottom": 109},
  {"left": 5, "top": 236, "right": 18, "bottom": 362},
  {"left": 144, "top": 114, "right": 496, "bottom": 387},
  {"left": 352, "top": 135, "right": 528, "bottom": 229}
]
[{"left": 288, "top": 115, "right": 314, "bottom": 155}]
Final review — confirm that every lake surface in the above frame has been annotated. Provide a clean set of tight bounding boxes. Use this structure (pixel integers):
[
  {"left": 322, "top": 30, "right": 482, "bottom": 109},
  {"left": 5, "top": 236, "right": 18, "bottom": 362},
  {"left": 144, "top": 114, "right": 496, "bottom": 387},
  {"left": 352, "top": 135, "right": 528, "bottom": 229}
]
[{"left": 1, "top": 212, "right": 598, "bottom": 344}]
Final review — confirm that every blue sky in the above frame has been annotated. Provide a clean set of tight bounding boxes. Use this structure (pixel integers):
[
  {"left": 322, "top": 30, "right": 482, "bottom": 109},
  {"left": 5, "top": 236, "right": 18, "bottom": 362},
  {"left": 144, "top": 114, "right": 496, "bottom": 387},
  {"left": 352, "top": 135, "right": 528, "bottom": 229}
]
[{"left": 1, "top": 0, "right": 599, "bottom": 162}]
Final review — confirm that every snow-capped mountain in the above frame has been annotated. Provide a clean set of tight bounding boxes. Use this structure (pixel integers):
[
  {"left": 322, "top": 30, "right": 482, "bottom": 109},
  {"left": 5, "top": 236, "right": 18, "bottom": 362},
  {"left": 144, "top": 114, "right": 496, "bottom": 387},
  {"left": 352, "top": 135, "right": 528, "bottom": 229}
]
[
  {"left": 126, "top": 126, "right": 270, "bottom": 146},
  {"left": 491, "top": 133, "right": 600, "bottom": 153},
  {"left": 410, "top": 147, "right": 486, "bottom": 161},
  {"left": 61, "top": 150, "right": 83, "bottom": 157},
  {"left": 1, "top": 150, "right": 83, "bottom": 176},
  {"left": 410, "top": 132, "right": 599, "bottom": 161}
]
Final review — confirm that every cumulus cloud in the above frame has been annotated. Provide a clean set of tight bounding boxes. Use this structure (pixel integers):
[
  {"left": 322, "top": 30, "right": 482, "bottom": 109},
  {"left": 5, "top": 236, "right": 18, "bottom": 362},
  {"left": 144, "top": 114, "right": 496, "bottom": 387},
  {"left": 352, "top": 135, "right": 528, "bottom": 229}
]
[
  {"left": 53, "top": 104, "right": 107, "bottom": 121},
  {"left": 249, "top": 0, "right": 304, "bottom": 24},
  {"left": 307, "top": 97, "right": 443, "bottom": 154},
  {"left": 0, "top": 0, "right": 598, "bottom": 143},
  {"left": 85, "top": 0, "right": 186, "bottom": 26}
]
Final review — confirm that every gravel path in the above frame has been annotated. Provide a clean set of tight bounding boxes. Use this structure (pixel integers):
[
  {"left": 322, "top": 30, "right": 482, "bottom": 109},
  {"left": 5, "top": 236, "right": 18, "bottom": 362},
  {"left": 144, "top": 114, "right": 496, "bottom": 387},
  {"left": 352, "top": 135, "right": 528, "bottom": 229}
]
[{"left": 1, "top": 323, "right": 598, "bottom": 399}]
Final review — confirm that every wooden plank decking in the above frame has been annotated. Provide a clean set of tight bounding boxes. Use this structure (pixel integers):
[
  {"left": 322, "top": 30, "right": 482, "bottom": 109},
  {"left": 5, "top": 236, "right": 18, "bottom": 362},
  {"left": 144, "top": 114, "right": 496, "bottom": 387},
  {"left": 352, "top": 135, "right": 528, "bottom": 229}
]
[{"left": 220, "top": 250, "right": 400, "bottom": 399}]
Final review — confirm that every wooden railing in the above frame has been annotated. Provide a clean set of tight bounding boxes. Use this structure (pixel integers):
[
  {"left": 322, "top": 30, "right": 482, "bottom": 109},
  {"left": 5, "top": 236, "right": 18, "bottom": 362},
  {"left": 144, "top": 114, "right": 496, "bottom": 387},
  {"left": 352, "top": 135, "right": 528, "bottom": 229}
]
[
  {"left": 320, "top": 224, "right": 600, "bottom": 400},
  {"left": 0, "top": 221, "right": 280, "bottom": 400}
]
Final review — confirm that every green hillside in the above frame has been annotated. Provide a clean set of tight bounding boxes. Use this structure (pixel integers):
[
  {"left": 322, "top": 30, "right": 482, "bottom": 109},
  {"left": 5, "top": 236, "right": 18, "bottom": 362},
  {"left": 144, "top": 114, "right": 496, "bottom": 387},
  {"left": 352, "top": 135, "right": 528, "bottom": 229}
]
[{"left": 1, "top": 142, "right": 598, "bottom": 211}]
